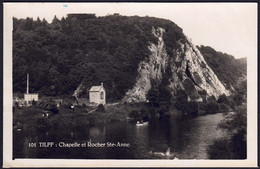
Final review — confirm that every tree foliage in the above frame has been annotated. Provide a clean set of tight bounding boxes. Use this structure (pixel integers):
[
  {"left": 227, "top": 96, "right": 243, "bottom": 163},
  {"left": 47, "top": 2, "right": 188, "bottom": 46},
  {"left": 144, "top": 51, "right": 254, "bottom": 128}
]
[
  {"left": 198, "top": 45, "right": 246, "bottom": 90},
  {"left": 38, "top": 99, "right": 59, "bottom": 114},
  {"left": 208, "top": 104, "right": 247, "bottom": 159},
  {"left": 13, "top": 14, "right": 184, "bottom": 102},
  {"left": 174, "top": 90, "right": 199, "bottom": 116}
]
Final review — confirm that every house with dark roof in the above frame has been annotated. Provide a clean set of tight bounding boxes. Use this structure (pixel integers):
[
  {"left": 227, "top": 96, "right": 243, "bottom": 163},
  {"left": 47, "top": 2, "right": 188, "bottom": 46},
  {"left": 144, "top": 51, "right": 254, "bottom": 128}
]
[{"left": 89, "top": 82, "right": 106, "bottom": 105}]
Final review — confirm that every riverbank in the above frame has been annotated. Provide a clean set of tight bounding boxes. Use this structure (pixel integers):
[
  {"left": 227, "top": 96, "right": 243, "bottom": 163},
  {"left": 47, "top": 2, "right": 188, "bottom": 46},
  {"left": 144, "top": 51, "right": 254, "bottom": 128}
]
[
  {"left": 13, "top": 99, "right": 225, "bottom": 131},
  {"left": 14, "top": 102, "right": 176, "bottom": 130}
]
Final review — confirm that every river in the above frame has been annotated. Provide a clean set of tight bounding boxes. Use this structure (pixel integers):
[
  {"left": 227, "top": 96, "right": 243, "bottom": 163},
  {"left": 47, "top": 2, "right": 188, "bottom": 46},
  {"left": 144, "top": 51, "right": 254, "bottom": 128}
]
[{"left": 13, "top": 113, "right": 225, "bottom": 159}]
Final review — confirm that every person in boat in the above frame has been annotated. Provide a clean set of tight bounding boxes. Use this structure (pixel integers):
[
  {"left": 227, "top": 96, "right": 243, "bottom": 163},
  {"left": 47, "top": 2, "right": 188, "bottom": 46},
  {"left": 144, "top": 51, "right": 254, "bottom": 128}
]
[
  {"left": 137, "top": 118, "right": 143, "bottom": 124},
  {"left": 165, "top": 147, "right": 170, "bottom": 156}
]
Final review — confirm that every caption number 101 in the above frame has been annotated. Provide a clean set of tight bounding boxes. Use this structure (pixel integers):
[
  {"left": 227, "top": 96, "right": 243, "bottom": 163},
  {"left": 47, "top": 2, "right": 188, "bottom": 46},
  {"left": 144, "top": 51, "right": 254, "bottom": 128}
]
[{"left": 28, "top": 143, "right": 37, "bottom": 147}]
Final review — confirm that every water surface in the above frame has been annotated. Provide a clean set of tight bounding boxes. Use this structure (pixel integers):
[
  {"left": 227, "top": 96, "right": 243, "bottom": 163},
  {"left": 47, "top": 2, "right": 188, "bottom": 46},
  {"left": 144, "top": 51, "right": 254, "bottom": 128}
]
[{"left": 13, "top": 113, "right": 225, "bottom": 159}]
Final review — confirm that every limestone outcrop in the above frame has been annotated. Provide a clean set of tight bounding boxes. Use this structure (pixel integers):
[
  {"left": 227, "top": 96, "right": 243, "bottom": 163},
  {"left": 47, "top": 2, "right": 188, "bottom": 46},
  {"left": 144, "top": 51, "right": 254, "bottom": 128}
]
[{"left": 124, "top": 27, "right": 229, "bottom": 102}]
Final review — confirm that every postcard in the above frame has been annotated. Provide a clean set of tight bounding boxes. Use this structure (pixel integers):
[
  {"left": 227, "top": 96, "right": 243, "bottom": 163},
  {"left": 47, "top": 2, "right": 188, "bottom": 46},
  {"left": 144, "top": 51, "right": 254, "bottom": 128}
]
[{"left": 3, "top": 2, "right": 258, "bottom": 167}]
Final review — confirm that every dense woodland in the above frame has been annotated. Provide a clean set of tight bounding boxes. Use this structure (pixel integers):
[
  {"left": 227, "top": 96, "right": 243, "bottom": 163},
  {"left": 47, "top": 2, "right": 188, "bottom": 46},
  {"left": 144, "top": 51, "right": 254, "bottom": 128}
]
[
  {"left": 13, "top": 14, "right": 246, "bottom": 102},
  {"left": 13, "top": 14, "right": 184, "bottom": 101},
  {"left": 198, "top": 45, "right": 246, "bottom": 90}
]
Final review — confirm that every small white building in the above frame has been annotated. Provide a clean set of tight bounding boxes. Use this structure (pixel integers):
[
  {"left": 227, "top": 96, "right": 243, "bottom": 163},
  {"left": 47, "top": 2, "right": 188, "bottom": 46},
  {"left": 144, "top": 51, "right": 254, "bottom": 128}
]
[
  {"left": 24, "top": 93, "right": 38, "bottom": 103},
  {"left": 89, "top": 82, "right": 106, "bottom": 105}
]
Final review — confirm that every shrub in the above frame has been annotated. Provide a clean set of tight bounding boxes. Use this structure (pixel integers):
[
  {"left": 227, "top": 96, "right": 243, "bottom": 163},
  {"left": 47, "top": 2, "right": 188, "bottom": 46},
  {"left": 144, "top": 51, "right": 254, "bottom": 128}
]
[
  {"left": 140, "top": 109, "right": 149, "bottom": 121},
  {"left": 198, "top": 90, "right": 207, "bottom": 95},
  {"left": 129, "top": 110, "right": 140, "bottom": 120},
  {"left": 38, "top": 99, "right": 59, "bottom": 114},
  {"left": 207, "top": 138, "right": 233, "bottom": 159},
  {"left": 205, "top": 101, "right": 219, "bottom": 114},
  {"left": 186, "top": 101, "right": 199, "bottom": 116},
  {"left": 217, "top": 94, "right": 228, "bottom": 104},
  {"left": 208, "top": 95, "right": 216, "bottom": 102},
  {"left": 32, "top": 99, "right": 37, "bottom": 106},
  {"left": 97, "top": 104, "right": 105, "bottom": 113},
  {"left": 219, "top": 103, "right": 230, "bottom": 112},
  {"left": 208, "top": 104, "right": 247, "bottom": 159}
]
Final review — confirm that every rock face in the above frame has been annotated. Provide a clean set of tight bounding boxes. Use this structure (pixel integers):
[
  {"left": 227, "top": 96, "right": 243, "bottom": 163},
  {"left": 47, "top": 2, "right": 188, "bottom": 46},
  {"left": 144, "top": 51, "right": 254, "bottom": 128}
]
[
  {"left": 124, "top": 27, "right": 229, "bottom": 102},
  {"left": 124, "top": 27, "right": 168, "bottom": 102}
]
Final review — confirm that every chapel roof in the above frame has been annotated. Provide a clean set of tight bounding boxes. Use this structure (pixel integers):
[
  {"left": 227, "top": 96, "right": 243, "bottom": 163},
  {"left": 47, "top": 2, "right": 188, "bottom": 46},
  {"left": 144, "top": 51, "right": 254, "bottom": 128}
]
[
  {"left": 89, "top": 83, "right": 104, "bottom": 92},
  {"left": 90, "top": 85, "right": 106, "bottom": 92}
]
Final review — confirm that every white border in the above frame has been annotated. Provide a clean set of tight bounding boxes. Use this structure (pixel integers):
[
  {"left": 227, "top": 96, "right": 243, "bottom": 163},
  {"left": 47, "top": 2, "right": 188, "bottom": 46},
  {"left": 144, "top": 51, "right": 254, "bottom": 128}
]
[{"left": 3, "top": 3, "right": 258, "bottom": 167}]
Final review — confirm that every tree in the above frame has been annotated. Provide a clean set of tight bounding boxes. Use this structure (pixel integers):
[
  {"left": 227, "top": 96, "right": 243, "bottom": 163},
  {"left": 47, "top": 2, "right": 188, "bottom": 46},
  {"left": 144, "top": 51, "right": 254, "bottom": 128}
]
[
  {"left": 205, "top": 101, "right": 219, "bottom": 114},
  {"left": 129, "top": 110, "right": 141, "bottom": 121},
  {"left": 217, "top": 94, "right": 228, "bottom": 104},
  {"left": 140, "top": 109, "right": 149, "bottom": 121},
  {"left": 174, "top": 90, "right": 188, "bottom": 114},
  {"left": 24, "top": 17, "right": 33, "bottom": 30},
  {"left": 198, "top": 45, "right": 246, "bottom": 90},
  {"left": 232, "top": 92, "right": 244, "bottom": 106},
  {"left": 208, "top": 95, "right": 216, "bottom": 102},
  {"left": 208, "top": 104, "right": 247, "bottom": 159},
  {"left": 147, "top": 86, "right": 160, "bottom": 108},
  {"left": 39, "top": 99, "right": 59, "bottom": 114},
  {"left": 32, "top": 99, "right": 37, "bottom": 106},
  {"left": 186, "top": 101, "right": 199, "bottom": 116},
  {"left": 219, "top": 103, "right": 230, "bottom": 112}
]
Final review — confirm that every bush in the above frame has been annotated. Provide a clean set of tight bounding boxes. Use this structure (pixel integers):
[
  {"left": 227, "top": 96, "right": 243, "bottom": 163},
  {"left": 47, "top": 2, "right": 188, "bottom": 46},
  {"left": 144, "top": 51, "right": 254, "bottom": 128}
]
[
  {"left": 205, "top": 101, "right": 219, "bottom": 114},
  {"left": 208, "top": 132, "right": 246, "bottom": 159},
  {"left": 186, "top": 101, "right": 199, "bottom": 116},
  {"left": 219, "top": 103, "right": 230, "bottom": 112},
  {"left": 174, "top": 90, "right": 188, "bottom": 113},
  {"left": 157, "top": 105, "right": 167, "bottom": 117},
  {"left": 32, "top": 99, "right": 37, "bottom": 106},
  {"left": 38, "top": 99, "right": 59, "bottom": 114},
  {"left": 208, "top": 105, "right": 247, "bottom": 159},
  {"left": 97, "top": 104, "right": 105, "bottom": 113},
  {"left": 198, "top": 89, "right": 207, "bottom": 95},
  {"left": 217, "top": 94, "right": 228, "bottom": 104},
  {"left": 207, "top": 138, "right": 233, "bottom": 159},
  {"left": 208, "top": 95, "right": 216, "bottom": 102},
  {"left": 129, "top": 110, "right": 140, "bottom": 120},
  {"left": 140, "top": 109, "right": 149, "bottom": 121}
]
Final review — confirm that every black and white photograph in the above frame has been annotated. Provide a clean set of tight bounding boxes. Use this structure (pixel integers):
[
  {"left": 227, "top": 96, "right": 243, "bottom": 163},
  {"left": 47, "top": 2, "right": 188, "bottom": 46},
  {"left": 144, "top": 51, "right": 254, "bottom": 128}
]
[{"left": 3, "top": 2, "right": 257, "bottom": 167}]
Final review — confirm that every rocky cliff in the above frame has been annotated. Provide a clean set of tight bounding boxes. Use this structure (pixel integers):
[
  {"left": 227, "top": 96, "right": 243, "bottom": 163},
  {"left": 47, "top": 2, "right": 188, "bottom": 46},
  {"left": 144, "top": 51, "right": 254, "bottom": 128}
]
[
  {"left": 124, "top": 27, "right": 168, "bottom": 102},
  {"left": 124, "top": 27, "right": 229, "bottom": 102},
  {"left": 13, "top": 15, "right": 237, "bottom": 101}
]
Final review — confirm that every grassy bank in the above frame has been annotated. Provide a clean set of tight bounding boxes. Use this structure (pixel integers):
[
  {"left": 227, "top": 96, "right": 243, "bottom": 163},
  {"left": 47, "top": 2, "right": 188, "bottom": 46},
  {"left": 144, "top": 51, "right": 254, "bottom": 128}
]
[{"left": 13, "top": 102, "right": 162, "bottom": 130}]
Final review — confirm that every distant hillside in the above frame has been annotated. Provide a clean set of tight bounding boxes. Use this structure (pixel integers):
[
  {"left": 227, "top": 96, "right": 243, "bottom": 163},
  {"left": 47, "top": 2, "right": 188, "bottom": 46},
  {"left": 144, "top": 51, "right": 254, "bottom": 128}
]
[
  {"left": 13, "top": 14, "right": 245, "bottom": 102},
  {"left": 198, "top": 45, "right": 247, "bottom": 90}
]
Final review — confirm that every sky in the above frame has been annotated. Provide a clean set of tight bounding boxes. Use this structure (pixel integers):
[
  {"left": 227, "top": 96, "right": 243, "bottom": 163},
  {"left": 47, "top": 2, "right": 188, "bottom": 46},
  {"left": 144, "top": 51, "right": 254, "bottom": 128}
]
[{"left": 6, "top": 3, "right": 257, "bottom": 59}]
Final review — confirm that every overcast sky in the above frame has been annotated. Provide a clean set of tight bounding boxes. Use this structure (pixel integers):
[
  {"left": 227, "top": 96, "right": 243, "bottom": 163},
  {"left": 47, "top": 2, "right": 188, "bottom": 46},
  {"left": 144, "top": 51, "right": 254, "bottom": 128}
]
[{"left": 7, "top": 3, "right": 257, "bottom": 59}]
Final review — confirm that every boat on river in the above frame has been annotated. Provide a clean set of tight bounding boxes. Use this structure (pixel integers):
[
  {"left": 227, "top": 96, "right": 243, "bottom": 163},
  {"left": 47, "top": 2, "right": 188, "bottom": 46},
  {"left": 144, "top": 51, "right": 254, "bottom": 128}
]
[
  {"left": 149, "top": 148, "right": 179, "bottom": 160},
  {"left": 136, "top": 121, "right": 148, "bottom": 126}
]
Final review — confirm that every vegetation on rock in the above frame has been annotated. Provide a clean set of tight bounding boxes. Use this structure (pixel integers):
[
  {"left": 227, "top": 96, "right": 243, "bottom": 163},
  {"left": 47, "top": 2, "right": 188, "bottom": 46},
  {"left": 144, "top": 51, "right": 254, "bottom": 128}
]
[
  {"left": 13, "top": 14, "right": 184, "bottom": 102},
  {"left": 198, "top": 45, "right": 246, "bottom": 90}
]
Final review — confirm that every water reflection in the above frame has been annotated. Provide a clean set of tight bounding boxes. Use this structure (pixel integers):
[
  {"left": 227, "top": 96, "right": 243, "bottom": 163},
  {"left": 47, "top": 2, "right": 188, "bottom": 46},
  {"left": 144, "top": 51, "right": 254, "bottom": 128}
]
[{"left": 13, "top": 113, "right": 225, "bottom": 159}]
